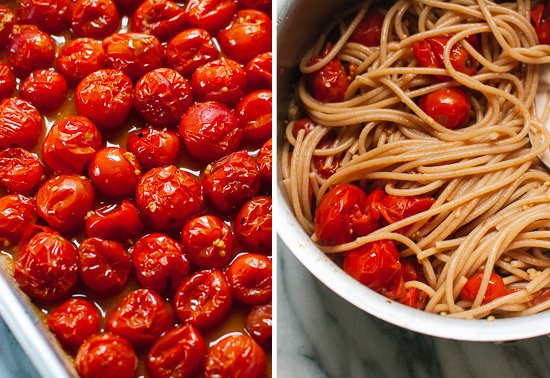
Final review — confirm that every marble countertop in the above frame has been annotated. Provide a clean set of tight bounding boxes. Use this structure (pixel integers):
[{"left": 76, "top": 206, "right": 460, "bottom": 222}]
[{"left": 0, "top": 318, "right": 39, "bottom": 377}]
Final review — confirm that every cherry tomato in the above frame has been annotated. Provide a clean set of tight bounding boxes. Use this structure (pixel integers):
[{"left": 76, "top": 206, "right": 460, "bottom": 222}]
[
  {"left": 88, "top": 147, "right": 142, "bottom": 198},
  {"left": 378, "top": 193, "right": 435, "bottom": 233},
  {"left": 218, "top": 10, "right": 271, "bottom": 65},
  {"left": 0, "top": 97, "right": 42, "bottom": 150},
  {"left": 131, "top": 0, "right": 186, "bottom": 42},
  {"left": 349, "top": 8, "right": 385, "bottom": 46},
  {"left": 173, "top": 269, "right": 232, "bottom": 329},
  {"left": 71, "top": 0, "right": 120, "bottom": 39},
  {"left": 107, "top": 288, "right": 174, "bottom": 346},
  {"left": 184, "top": 0, "right": 237, "bottom": 33},
  {"left": 14, "top": 231, "right": 78, "bottom": 301},
  {"left": 226, "top": 253, "right": 272, "bottom": 305},
  {"left": 36, "top": 175, "right": 95, "bottom": 233},
  {"left": 0, "top": 148, "right": 44, "bottom": 195},
  {"left": 7, "top": 25, "right": 55, "bottom": 77},
  {"left": 306, "top": 44, "right": 350, "bottom": 103},
  {"left": 114, "top": 0, "right": 143, "bottom": 10},
  {"left": 237, "top": 0, "right": 270, "bottom": 13},
  {"left": 85, "top": 200, "right": 144, "bottom": 242},
  {"left": 126, "top": 128, "right": 181, "bottom": 171},
  {"left": 57, "top": 38, "right": 106, "bottom": 85},
  {"left": 133, "top": 68, "right": 192, "bottom": 128},
  {"left": 343, "top": 240, "right": 405, "bottom": 299},
  {"left": 191, "top": 58, "right": 247, "bottom": 106},
  {"left": 245, "top": 52, "right": 272, "bottom": 90},
  {"left": 0, "top": 7, "right": 16, "bottom": 48},
  {"left": 203, "top": 150, "right": 261, "bottom": 212},
  {"left": 245, "top": 303, "right": 272, "bottom": 349},
  {"left": 532, "top": 3, "right": 550, "bottom": 44},
  {"left": 418, "top": 87, "right": 471, "bottom": 130},
  {"left": 236, "top": 90, "right": 272, "bottom": 144},
  {"left": 460, "top": 271, "right": 507, "bottom": 304},
  {"left": 204, "top": 334, "right": 266, "bottom": 378},
  {"left": 234, "top": 196, "right": 272, "bottom": 252},
  {"left": 146, "top": 324, "right": 207, "bottom": 378},
  {"left": 47, "top": 298, "right": 100, "bottom": 348},
  {"left": 103, "top": 33, "right": 164, "bottom": 81},
  {"left": 181, "top": 215, "right": 236, "bottom": 269},
  {"left": 17, "top": 0, "right": 71, "bottom": 34},
  {"left": 20, "top": 70, "right": 68, "bottom": 112},
  {"left": 165, "top": 28, "right": 219, "bottom": 78},
  {"left": 401, "top": 256, "right": 423, "bottom": 282},
  {"left": 76, "top": 332, "right": 138, "bottom": 378},
  {"left": 180, "top": 101, "right": 243, "bottom": 162},
  {"left": 0, "top": 194, "right": 36, "bottom": 243},
  {"left": 256, "top": 138, "right": 272, "bottom": 186},
  {"left": 399, "top": 287, "right": 428, "bottom": 310},
  {"left": 312, "top": 138, "right": 343, "bottom": 180},
  {"left": 131, "top": 233, "right": 189, "bottom": 294},
  {"left": 0, "top": 63, "right": 15, "bottom": 100},
  {"left": 75, "top": 69, "right": 133, "bottom": 130},
  {"left": 136, "top": 165, "right": 204, "bottom": 231}
]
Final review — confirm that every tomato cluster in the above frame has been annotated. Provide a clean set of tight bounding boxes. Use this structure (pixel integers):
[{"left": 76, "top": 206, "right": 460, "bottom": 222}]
[{"left": 0, "top": 1, "right": 272, "bottom": 377}]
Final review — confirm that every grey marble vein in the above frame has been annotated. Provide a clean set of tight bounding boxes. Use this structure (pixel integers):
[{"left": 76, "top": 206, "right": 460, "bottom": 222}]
[{"left": 0, "top": 317, "right": 40, "bottom": 377}]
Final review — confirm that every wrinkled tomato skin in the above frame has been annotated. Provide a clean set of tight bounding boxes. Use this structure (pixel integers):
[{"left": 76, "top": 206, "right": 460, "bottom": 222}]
[
  {"left": 256, "top": 138, "right": 272, "bottom": 186},
  {"left": 180, "top": 101, "right": 243, "bottom": 163},
  {"left": 245, "top": 52, "right": 271, "bottom": 90},
  {"left": 307, "top": 45, "right": 350, "bottom": 103},
  {"left": 0, "top": 63, "right": 15, "bottom": 100},
  {"left": 191, "top": 58, "right": 247, "bottom": 106},
  {"left": 184, "top": 0, "right": 237, "bottom": 33},
  {"left": 36, "top": 175, "right": 95, "bottom": 233},
  {"left": 126, "top": 128, "right": 181, "bottom": 170},
  {"left": 234, "top": 196, "right": 272, "bottom": 253},
  {"left": 17, "top": 0, "right": 71, "bottom": 34},
  {"left": 349, "top": 8, "right": 385, "bottom": 46},
  {"left": 7, "top": 25, "right": 55, "bottom": 78},
  {"left": 181, "top": 215, "right": 236, "bottom": 269},
  {"left": 47, "top": 298, "right": 100, "bottom": 349},
  {"left": 173, "top": 269, "right": 232, "bottom": 329},
  {"left": 57, "top": 38, "right": 106, "bottom": 85},
  {"left": 378, "top": 194, "right": 435, "bottom": 232},
  {"left": 460, "top": 272, "right": 507, "bottom": 304},
  {"left": 238, "top": 0, "right": 270, "bottom": 13},
  {"left": 0, "top": 148, "right": 44, "bottom": 195},
  {"left": 226, "top": 253, "right": 272, "bottom": 305},
  {"left": 133, "top": 68, "right": 192, "bottom": 128},
  {"left": 14, "top": 231, "right": 78, "bottom": 301},
  {"left": 399, "top": 287, "right": 428, "bottom": 310},
  {"left": 0, "top": 7, "right": 16, "bottom": 48},
  {"left": 147, "top": 324, "right": 207, "bottom": 378},
  {"left": 20, "top": 70, "right": 68, "bottom": 112},
  {"left": 204, "top": 334, "right": 266, "bottom": 378},
  {"left": 107, "top": 288, "right": 174, "bottom": 346},
  {"left": 131, "top": 0, "right": 187, "bottom": 42},
  {"left": 0, "top": 97, "right": 42, "bottom": 150},
  {"left": 245, "top": 303, "right": 272, "bottom": 349},
  {"left": 71, "top": 0, "right": 120, "bottom": 39},
  {"left": 419, "top": 87, "right": 471, "bottom": 130},
  {"left": 0, "top": 194, "right": 36, "bottom": 243},
  {"left": 236, "top": 90, "right": 272, "bottom": 144},
  {"left": 166, "top": 28, "right": 219, "bottom": 78},
  {"left": 85, "top": 200, "right": 144, "bottom": 242},
  {"left": 76, "top": 332, "right": 138, "bottom": 378}
]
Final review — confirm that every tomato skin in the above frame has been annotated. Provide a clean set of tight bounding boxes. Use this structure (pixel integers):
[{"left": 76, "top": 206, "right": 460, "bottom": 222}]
[
  {"left": 46, "top": 298, "right": 100, "bottom": 349},
  {"left": 399, "top": 287, "right": 428, "bottom": 310},
  {"left": 238, "top": 0, "right": 271, "bottom": 13},
  {"left": 184, "top": 0, "right": 237, "bottom": 33},
  {"left": 0, "top": 97, "right": 42, "bottom": 150},
  {"left": 181, "top": 215, "right": 236, "bottom": 269},
  {"left": 166, "top": 28, "right": 219, "bottom": 78},
  {"left": 204, "top": 334, "right": 266, "bottom": 378},
  {"left": 418, "top": 87, "right": 470, "bottom": 130},
  {"left": 234, "top": 196, "right": 272, "bottom": 253},
  {"left": 306, "top": 44, "right": 350, "bottom": 103},
  {"left": 0, "top": 7, "right": 16, "bottom": 48},
  {"left": 256, "top": 138, "right": 272, "bottom": 185},
  {"left": 378, "top": 194, "right": 435, "bottom": 232},
  {"left": 85, "top": 200, "right": 144, "bottom": 242},
  {"left": 245, "top": 303, "right": 272, "bottom": 349},
  {"left": 0, "top": 148, "right": 44, "bottom": 195},
  {"left": 17, "top": 0, "right": 71, "bottom": 34},
  {"left": 76, "top": 332, "right": 138, "bottom": 378},
  {"left": 349, "top": 8, "right": 385, "bottom": 47},
  {"left": 7, "top": 25, "right": 55, "bottom": 78},
  {"left": 0, "top": 63, "right": 15, "bottom": 100},
  {"left": 0, "top": 194, "right": 37, "bottom": 243},
  {"left": 126, "top": 128, "right": 181, "bottom": 171},
  {"left": 14, "top": 231, "right": 78, "bottom": 301},
  {"left": 292, "top": 117, "right": 316, "bottom": 137},
  {"left": 131, "top": 0, "right": 186, "bottom": 42},
  {"left": 460, "top": 271, "right": 507, "bottom": 304},
  {"left": 71, "top": 0, "right": 120, "bottom": 39},
  {"left": 107, "top": 288, "right": 174, "bottom": 346},
  {"left": 245, "top": 52, "right": 272, "bottom": 90},
  {"left": 226, "top": 253, "right": 272, "bottom": 305},
  {"left": 20, "top": 70, "right": 68, "bottom": 113},
  {"left": 57, "top": 38, "right": 106, "bottom": 85},
  {"left": 532, "top": 3, "right": 550, "bottom": 44},
  {"left": 236, "top": 90, "right": 272, "bottom": 144},
  {"left": 147, "top": 324, "right": 207, "bottom": 378},
  {"left": 191, "top": 58, "right": 247, "bottom": 106},
  {"left": 312, "top": 138, "right": 342, "bottom": 180}
]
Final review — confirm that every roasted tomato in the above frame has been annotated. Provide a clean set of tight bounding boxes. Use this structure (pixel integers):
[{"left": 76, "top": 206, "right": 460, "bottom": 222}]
[
  {"left": 532, "top": 2, "right": 550, "bottom": 44},
  {"left": 245, "top": 52, "right": 272, "bottom": 90},
  {"left": 47, "top": 298, "right": 100, "bottom": 348},
  {"left": 57, "top": 38, "right": 106, "bottom": 84},
  {"left": 0, "top": 7, "right": 16, "bottom": 48},
  {"left": 226, "top": 253, "right": 272, "bottom": 305},
  {"left": 256, "top": 138, "right": 272, "bottom": 186},
  {"left": 71, "top": 0, "right": 120, "bottom": 39},
  {"left": 173, "top": 269, "right": 232, "bottom": 329},
  {"left": 0, "top": 148, "right": 44, "bottom": 195},
  {"left": 165, "top": 28, "right": 219, "bottom": 77},
  {"left": 107, "top": 288, "right": 174, "bottom": 346},
  {"left": 76, "top": 332, "right": 138, "bottom": 378},
  {"left": 131, "top": 233, "right": 189, "bottom": 294},
  {"left": 0, "top": 63, "right": 15, "bottom": 100},
  {"left": 204, "top": 334, "right": 266, "bottom": 378},
  {"left": 236, "top": 90, "right": 272, "bottom": 144},
  {"left": 191, "top": 58, "right": 247, "bottom": 106},
  {"left": 14, "top": 231, "right": 78, "bottom": 301},
  {"left": 460, "top": 271, "right": 507, "bottom": 304},
  {"left": 0, "top": 194, "right": 36, "bottom": 243},
  {"left": 378, "top": 194, "right": 435, "bottom": 232},
  {"left": 75, "top": 69, "right": 133, "bottom": 130},
  {"left": 245, "top": 303, "right": 272, "bottom": 349},
  {"left": 181, "top": 215, "right": 236, "bottom": 269},
  {"left": 234, "top": 196, "right": 272, "bottom": 252},
  {"left": 19, "top": 70, "right": 68, "bottom": 112},
  {"left": 36, "top": 175, "right": 95, "bottom": 233},
  {"left": 133, "top": 68, "right": 192, "bottom": 128},
  {"left": 85, "top": 200, "right": 144, "bottom": 242},
  {"left": 418, "top": 87, "right": 471, "bottom": 129},
  {"left": 312, "top": 138, "right": 342, "bottom": 180},
  {"left": 399, "top": 287, "right": 428, "bottom": 310},
  {"left": 17, "top": 0, "right": 71, "bottom": 34},
  {"left": 136, "top": 165, "right": 204, "bottom": 231},
  {"left": 0, "top": 97, "right": 42, "bottom": 150},
  {"left": 126, "top": 128, "right": 181, "bottom": 171},
  {"left": 7, "top": 25, "right": 55, "bottom": 77},
  {"left": 292, "top": 117, "right": 316, "bottom": 137},
  {"left": 306, "top": 44, "right": 350, "bottom": 103},
  {"left": 180, "top": 101, "right": 243, "bottom": 162},
  {"left": 349, "top": 8, "right": 385, "bottom": 46},
  {"left": 131, "top": 0, "right": 186, "bottom": 41},
  {"left": 147, "top": 324, "right": 207, "bottom": 378},
  {"left": 184, "top": 0, "right": 237, "bottom": 33},
  {"left": 237, "top": 0, "right": 270, "bottom": 12}
]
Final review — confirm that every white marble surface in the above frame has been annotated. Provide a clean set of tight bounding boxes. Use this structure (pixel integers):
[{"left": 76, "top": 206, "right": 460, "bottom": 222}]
[
  {"left": 0, "top": 318, "right": 39, "bottom": 377},
  {"left": 277, "top": 236, "right": 550, "bottom": 378}
]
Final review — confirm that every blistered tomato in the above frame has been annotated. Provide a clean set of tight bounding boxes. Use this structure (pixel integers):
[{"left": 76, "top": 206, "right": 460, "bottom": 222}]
[
  {"left": 131, "top": 0, "right": 186, "bottom": 41},
  {"left": 7, "top": 24, "right": 55, "bottom": 77},
  {"left": 256, "top": 138, "right": 272, "bottom": 185},
  {"left": 349, "top": 8, "right": 385, "bottom": 46},
  {"left": 0, "top": 7, "right": 16, "bottom": 48},
  {"left": 204, "top": 334, "right": 266, "bottom": 378},
  {"left": 17, "top": 0, "right": 71, "bottom": 34},
  {"left": 236, "top": 90, "right": 272, "bottom": 144},
  {"left": 461, "top": 271, "right": 507, "bottom": 304},
  {"left": 191, "top": 58, "right": 247, "bottom": 106},
  {"left": 71, "top": 0, "right": 120, "bottom": 39},
  {"left": 226, "top": 253, "right": 272, "bottom": 305},
  {"left": 47, "top": 298, "right": 100, "bottom": 348},
  {"left": 234, "top": 196, "right": 272, "bottom": 253},
  {"left": 418, "top": 87, "right": 471, "bottom": 129},
  {"left": 184, "top": 0, "right": 237, "bottom": 33},
  {"left": 245, "top": 303, "right": 272, "bottom": 349},
  {"left": 126, "top": 128, "right": 181, "bottom": 171},
  {"left": 165, "top": 28, "right": 219, "bottom": 77},
  {"left": 306, "top": 44, "right": 350, "bottom": 103},
  {"left": 0, "top": 194, "right": 36, "bottom": 243},
  {"left": 0, "top": 148, "right": 44, "bottom": 195},
  {"left": 0, "top": 97, "right": 42, "bottom": 150},
  {"left": 245, "top": 52, "right": 272, "bottom": 90},
  {"left": 57, "top": 38, "right": 106, "bottom": 84},
  {"left": 20, "top": 70, "right": 68, "bottom": 112},
  {"left": 85, "top": 200, "right": 144, "bottom": 242},
  {"left": 0, "top": 63, "right": 15, "bottom": 100}
]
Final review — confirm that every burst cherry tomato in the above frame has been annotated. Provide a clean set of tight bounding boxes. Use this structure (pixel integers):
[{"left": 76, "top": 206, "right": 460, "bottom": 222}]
[
  {"left": 204, "top": 334, "right": 266, "bottom": 378},
  {"left": 349, "top": 8, "right": 385, "bottom": 46},
  {"left": 47, "top": 298, "right": 100, "bottom": 348},
  {"left": 226, "top": 253, "right": 272, "bottom": 305},
  {"left": 234, "top": 196, "right": 272, "bottom": 252},
  {"left": 88, "top": 147, "right": 142, "bottom": 198},
  {"left": 245, "top": 52, "right": 272, "bottom": 90},
  {"left": 131, "top": 0, "right": 186, "bottom": 41},
  {"left": 85, "top": 200, "right": 144, "bottom": 242},
  {"left": 378, "top": 193, "right": 435, "bottom": 232},
  {"left": 399, "top": 287, "right": 428, "bottom": 310},
  {"left": 307, "top": 44, "right": 350, "bottom": 103},
  {"left": 0, "top": 97, "right": 42, "bottom": 150},
  {"left": 236, "top": 90, "right": 272, "bottom": 144},
  {"left": 245, "top": 303, "right": 272, "bottom": 349},
  {"left": 0, "top": 7, "right": 16, "bottom": 48},
  {"left": 460, "top": 271, "right": 507, "bottom": 304},
  {"left": 0, "top": 63, "right": 15, "bottom": 100},
  {"left": 0, "top": 194, "right": 36, "bottom": 243},
  {"left": 17, "top": 0, "right": 71, "bottom": 34},
  {"left": 71, "top": 0, "right": 120, "bottom": 39},
  {"left": 165, "top": 28, "right": 219, "bottom": 77},
  {"left": 418, "top": 87, "right": 471, "bottom": 129},
  {"left": 532, "top": 3, "right": 550, "bottom": 44},
  {"left": 257, "top": 138, "right": 272, "bottom": 186},
  {"left": 184, "top": 0, "right": 237, "bottom": 33},
  {"left": 0, "top": 148, "right": 44, "bottom": 195},
  {"left": 20, "top": 70, "right": 68, "bottom": 112},
  {"left": 126, "top": 128, "right": 181, "bottom": 170},
  {"left": 191, "top": 58, "right": 247, "bottom": 106},
  {"left": 57, "top": 38, "right": 106, "bottom": 84},
  {"left": 7, "top": 25, "right": 55, "bottom": 77}
]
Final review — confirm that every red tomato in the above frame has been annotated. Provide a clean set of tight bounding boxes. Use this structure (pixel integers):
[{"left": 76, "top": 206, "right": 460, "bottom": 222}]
[
  {"left": 238, "top": 0, "right": 270, "bottom": 12},
  {"left": 0, "top": 148, "right": 44, "bottom": 195},
  {"left": 75, "top": 69, "right": 133, "bottom": 130},
  {"left": 17, "top": 0, "right": 71, "bottom": 34},
  {"left": 103, "top": 33, "right": 164, "bottom": 81},
  {"left": 180, "top": 101, "right": 243, "bottom": 162},
  {"left": 460, "top": 271, "right": 507, "bottom": 304},
  {"left": 532, "top": 3, "right": 550, "bottom": 44},
  {"left": 184, "top": 0, "right": 237, "bottom": 33},
  {"left": 20, "top": 70, "right": 68, "bottom": 112},
  {"left": 218, "top": 10, "right": 271, "bottom": 65},
  {"left": 14, "top": 231, "right": 78, "bottom": 301},
  {"left": 256, "top": 138, "right": 272, "bottom": 185},
  {"left": 398, "top": 287, "right": 428, "bottom": 309},
  {"left": 76, "top": 332, "right": 138, "bottom": 378},
  {"left": 136, "top": 165, "right": 204, "bottom": 231},
  {"left": 418, "top": 87, "right": 471, "bottom": 130},
  {"left": 57, "top": 38, "right": 106, "bottom": 84},
  {"left": 131, "top": 0, "right": 186, "bottom": 42},
  {"left": 349, "top": 8, "right": 385, "bottom": 46},
  {"left": 378, "top": 194, "right": 435, "bottom": 232},
  {"left": 204, "top": 334, "right": 266, "bottom": 378},
  {"left": 71, "top": 0, "right": 120, "bottom": 39},
  {"left": 126, "top": 128, "right": 181, "bottom": 170},
  {"left": 85, "top": 200, "right": 144, "bottom": 242},
  {"left": 131, "top": 233, "right": 189, "bottom": 294},
  {"left": 292, "top": 117, "right": 316, "bottom": 137},
  {"left": 107, "top": 289, "right": 174, "bottom": 346},
  {"left": 173, "top": 269, "right": 232, "bottom": 329},
  {"left": 234, "top": 196, "right": 272, "bottom": 252},
  {"left": 165, "top": 28, "right": 219, "bottom": 77},
  {"left": 343, "top": 240, "right": 405, "bottom": 299},
  {"left": 114, "top": 0, "right": 143, "bottom": 10},
  {"left": 306, "top": 44, "right": 350, "bottom": 103},
  {"left": 78, "top": 238, "right": 131, "bottom": 293},
  {"left": 0, "top": 7, "right": 16, "bottom": 48},
  {"left": 0, "top": 63, "right": 15, "bottom": 100},
  {"left": 0, "top": 97, "right": 42, "bottom": 150},
  {"left": 0, "top": 194, "right": 36, "bottom": 243},
  {"left": 191, "top": 58, "right": 247, "bottom": 106},
  {"left": 36, "top": 175, "right": 95, "bottom": 233},
  {"left": 245, "top": 52, "right": 272, "bottom": 90},
  {"left": 312, "top": 138, "right": 343, "bottom": 180},
  {"left": 7, "top": 25, "right": 55, "bottom": 77},
  {"left": 47, "top": 298, "right": 100, "bottom": 348},
  {"left": 245, "top": 303, "right": 272, "bottom": 349},
  {"left": 181, "top": 215, "right": 236, "bottom": 269},
  {"left": 42, "top": 116, "right": 102, "bottom": 174},
  {"left": 133, "top": 68, "right": 192, "bottom": 128},
  {"left": 147, "top": 324, "right": 207, "bottom": 378},
  {"left": 236, "top": 90, "right": 272, "bottom": 144},
  {"left": 401, "top": 256, "right": 423, "bottom": 282},
  {"left": 226, "top": 253, "right": 272, "bottom": 305},
  {"left": 88, "top": 147, "right": 142, "bottom": 198}
]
